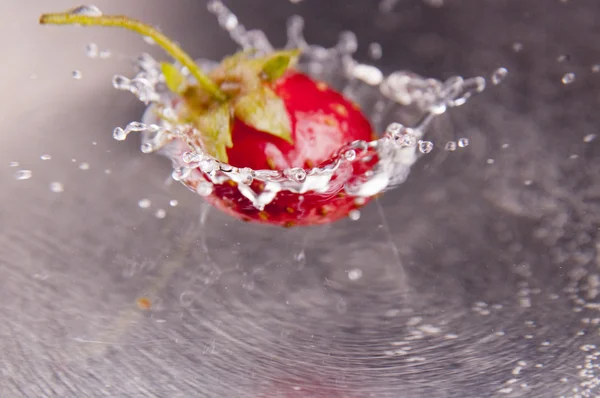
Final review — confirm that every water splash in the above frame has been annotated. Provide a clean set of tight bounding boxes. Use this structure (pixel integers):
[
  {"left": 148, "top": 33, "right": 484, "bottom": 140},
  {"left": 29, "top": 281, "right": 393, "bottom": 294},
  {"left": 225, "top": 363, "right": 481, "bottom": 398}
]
[{"left": 106, "top": 3, "right": 485, "bottom": 212}]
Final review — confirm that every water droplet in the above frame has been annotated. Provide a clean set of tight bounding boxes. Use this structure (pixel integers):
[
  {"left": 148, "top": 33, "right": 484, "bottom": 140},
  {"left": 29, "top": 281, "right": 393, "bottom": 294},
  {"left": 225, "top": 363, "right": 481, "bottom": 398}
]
[
  {"left": 368, "top": 42, "right": 382, "bottom": 60},
  {"left": 79, "top": 162, "right": 90, "bottom": 170},
  {"left": 169, "top": 199, "right": 178, "bottom": 207},
  {"left": 155, "top": 209, "right": 166, "bottom": 219},
  {"left": 501, "top": 143, "right": 510, "bottom": 149},
  {"left": 112, "top": 75, "right": 131, "bottom": 90},
  {"left": 512, "top": 42, "right": 524, "bottom": 52},
  {"left": 72, "top": 70, "right": 82, "bottom": 79},
  {"left": 92, "top": 141, "right": 97, "bottom": 145},
  {"left": 344, "top": 150, "right": 357, "bottom": 161},
  {"left": 351, "top": 64, "right": 383, "bottom": 85},
  {"left": 418, "top": 140, "right": 434, "bottom": 154},
  {"left": 445, "top": 141, "right": 457, "bottom": 151},
  {"left": 348, "top": 268, "right": 363, "bottom": 281},
  {"left": 583, "top": 133, "right": 596, "bottom": 143},
  {"left": 50, "top": 182, "right": 64, "bottom": 193},
  {"left": 289, "top": 168, "right": 307, "bottom": 182},
  {"left": 182, "top": 151, "right": 202, "bottom": 164},
  {"left": 15, "top": 170, "right": 32, "bottom": 180},
  {"left": 239, "top": 168, "right": 253, "bottom": 185},
  {"left": 113, "top": 127, "right": 127, "bottom": 141},
  {"left": 104, "top": 169, "right": 112, "bottom": 174},
  {"left": 487, "top": 158, "right": 495, "bottom": 164},
  {"left": 140, "top": 142, "right": 154, "bottom": 153},
  {"left": 99, "top": 49, "right": 111, "bottom": 59},
  {"left": 126, "top": 121, "right": 147, "bottom": 132},
  {"left": 138, "top": 198, "right": 151, "bottom": 209},
  {"left": 591, "top": 64, "right": 600, "bottom": 73},
  {"left": 9, "top": 161, "right": 19, "bottom": 167},
  {"left": 348, "top": 209, "right": 361, "bottom": 221},
  {"left": 85, "top": 42, "right": 98, "bottom": 58},
  {"left": 562, "top": 72, "right": 575, "bottom": 84},
  {"left": 171, "top": 167, "right": 192, "bottom": 181},
  {"left": 557, "top": 54, "right": 571, "bottom": 63},
  {"left": 196, "top": 181, "right": 214, "bottom": 197},
  {"left": 491, "top": 67, "right": 508, "bottom": 85},
  {"left": 40, "top": 154, "right": 51, "bottom": 160},
  {"left": 524, "top": 180, "right": 533, "bottom": 186},
  {"left": 143, "top": 36, "right": 155, "bottom": 45},
  {"left": 289, "top": 0, "right": 304, "bottom": 3},
  {"left": 458, "top": 138, "right": 470, "bottom": 147},
  {"left": 199, "top": 159, "right": 219, "bottom": 174},
  {"left": 68, "top": 5, "right": 103, "bottom": 17}
]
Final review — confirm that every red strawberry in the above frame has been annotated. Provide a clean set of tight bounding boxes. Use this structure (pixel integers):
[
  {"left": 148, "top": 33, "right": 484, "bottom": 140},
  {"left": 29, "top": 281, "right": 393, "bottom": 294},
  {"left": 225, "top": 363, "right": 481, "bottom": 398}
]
[{"left": 39, "top": 10, "right": 378, "bottom": 227}]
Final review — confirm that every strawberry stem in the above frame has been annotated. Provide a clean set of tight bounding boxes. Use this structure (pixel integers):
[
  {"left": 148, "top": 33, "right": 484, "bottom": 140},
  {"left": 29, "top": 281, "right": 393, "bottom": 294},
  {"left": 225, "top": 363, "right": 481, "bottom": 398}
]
[{"left": 39, "top": 12, "right": 227, "bottom": 102}]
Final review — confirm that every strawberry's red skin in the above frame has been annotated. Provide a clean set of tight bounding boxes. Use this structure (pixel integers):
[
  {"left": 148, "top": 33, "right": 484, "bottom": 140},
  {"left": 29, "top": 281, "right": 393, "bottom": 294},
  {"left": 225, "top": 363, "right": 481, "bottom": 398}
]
[{"left": 192, "top": 71, "right": 376, "bottom": 227}]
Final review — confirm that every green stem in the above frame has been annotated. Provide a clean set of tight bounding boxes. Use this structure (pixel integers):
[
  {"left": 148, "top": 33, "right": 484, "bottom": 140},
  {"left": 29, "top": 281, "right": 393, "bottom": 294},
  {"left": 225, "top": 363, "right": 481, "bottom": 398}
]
[{"left": 39, "top": 12, "right": 227, "bottom": 102}]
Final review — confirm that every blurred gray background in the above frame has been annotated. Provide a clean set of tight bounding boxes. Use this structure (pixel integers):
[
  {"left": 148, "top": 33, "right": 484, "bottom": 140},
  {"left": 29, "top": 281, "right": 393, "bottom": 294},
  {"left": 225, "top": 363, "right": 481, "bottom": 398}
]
[{"left": 1, "top": 0, "right": 600, "bottom": 397}]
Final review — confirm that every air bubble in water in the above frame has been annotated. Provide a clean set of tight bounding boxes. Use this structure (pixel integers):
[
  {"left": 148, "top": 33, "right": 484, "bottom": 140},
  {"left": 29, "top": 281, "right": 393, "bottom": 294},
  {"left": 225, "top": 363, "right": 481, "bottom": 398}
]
[
  {"left": 85, "top": 43, "right": 98, "bottom": 58},
  {"left": 155, "top": 209, "right": 166, "bottom": 219},
  {"left": 113, "top": 127, "right": 127, "bottom": 141},
  {"left": 458, "top": 138, "right": 470, "bottom": 147},
  {"left": 79, "top": 162, "right": 90, "bottom": 170},
  {"left": 348, "top": 209, "right": 361, "bottom": 221},
  {"left": 68, "top": 5, "right": 103, "bottom": 17},
  {"left": 491, "top": 67, "right": 508, "bottom": 85},
  {"left": 138, "top": 198, "right": 151, "bottom": 209},
  {"left": 15, "top": 170, "right": 32, "bottom": 180},
  {"left": 40, "top": 154, "right": 51, "bottom": 160},
  {"left": 50, "top": 182, "right": 64, "bottom": 193},
  {"left": 169, "top": 199, "right": 178, "bottom": 207},
  {"left": 418, "top": 140, "right": 434, "bottom": 154},
  {"left": 583, "top": 133, "right": 597, "bottom": 143},
  {"left": 196, "top": 181, "right": 214, "bottom": 197},
  {"left": 369, "top": 42, "right": 382, "bottom": 60},
  {"left": 72, "top": 70, "right": 82, "bottom": 79},
  {"left": 562, "top": 72, "right": 575, "bottom": 84},
  {"left": 445, "top": 141, "right": 457, "bottom": 151}
]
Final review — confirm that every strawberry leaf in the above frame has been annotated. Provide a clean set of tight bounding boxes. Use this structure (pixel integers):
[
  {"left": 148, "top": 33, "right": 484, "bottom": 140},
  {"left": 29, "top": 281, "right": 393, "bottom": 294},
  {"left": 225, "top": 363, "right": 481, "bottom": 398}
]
[
  {"left": 193, "top": 103, "right": 233, "bottom": 162},
  {"left": 234, "top": 86, "right": 293, "bottom": 144},
  {"left": 161, "top": 62, "right": 187, "bottom": 94},
  {"left": 260, "top": 50, "right": 301, "bottom": 82}
]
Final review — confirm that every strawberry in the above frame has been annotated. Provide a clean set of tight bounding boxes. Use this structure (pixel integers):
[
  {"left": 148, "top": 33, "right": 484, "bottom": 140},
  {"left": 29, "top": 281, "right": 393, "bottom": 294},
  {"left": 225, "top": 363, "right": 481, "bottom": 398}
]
[{"left": 40, "top": 9, "right": 377, "bottom": 227}]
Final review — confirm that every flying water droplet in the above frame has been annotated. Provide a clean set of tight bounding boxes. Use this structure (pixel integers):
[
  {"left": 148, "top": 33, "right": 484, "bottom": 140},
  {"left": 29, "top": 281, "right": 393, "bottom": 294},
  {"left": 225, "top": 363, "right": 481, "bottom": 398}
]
[
  {"left": 583, "top": 133, "right": 597, "bottom": 143},
  {"left": 458, "top": 138, "right": 470, "bottom": 147},
  {"left": 348, "top": 209, "right": 361, "bottom": 221},
  {"left": 99, "top": 49, "right": 111, "bottom": 59},
  {"left": 112, "top": 75, "right": 131, "bottom": 90},
  {"left": 348, "top": 268, "right": 363, "bottom": 281},
  {"left": 512, "top": 42, "right": 524, "bottom": 52},
  {"left": 196, "top": 181, "right": 214, "bottom": 197},
  {"left": 491, "top": 67, "right": 508, "bottom": 85},
  {"left": 418, "top": 140, "right": 434, "bottom": 153},
  {"left": 113, "top": 127, "right": 127, "bottom": 141},
  {"left": 40, "top": 154, "right": 52, "bottom": 160},
  {"left": 369, "top": 42, "right": 382, "bottom": 60},
  {"left": 50, "top": 182, "right": 64, "bottom": 193},
  {"left": 68, "top": 5, "right": 103, "bottom": 17},
  {"left": 155, "top": 209, "right": 166, "bottom": 219},
  {"left": 557, "top": 54, "right": 571, "bottom": 63},
  {"left": 79, "top": 162, "right": 90, "bottom": 170},
  {"left": 85, "top": 42, "right": 98, "bottom": 58},
  {"left": 445, "top": 141, "right": 457, "bottom": 151},
  {"left": 562, "top": 72, "right": 575, "bottom": 84},
  {"left": 9, "top": 161, "right": 19, "bottom": 167},
  {"left": 591, "top": 64, "right": 600, "bottom": 73},
  {"left": 138, "top": 198, "right": 151, "bottom": 209},
  {"left": 15, "top": 170, "right": 32, "bottom": 180},
  {"left": 72, "top": 70, "right": 82, "bottom": 79}
]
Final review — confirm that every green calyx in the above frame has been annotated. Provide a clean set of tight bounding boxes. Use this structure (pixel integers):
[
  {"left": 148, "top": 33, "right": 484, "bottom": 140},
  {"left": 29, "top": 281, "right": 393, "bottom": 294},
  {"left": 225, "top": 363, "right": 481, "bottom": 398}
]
[
  {"left": 38, "top": 9, "right": 300, "bottom": 163},
  {"left": 165, "top": 49, "right": 301, "bottom": 162}
]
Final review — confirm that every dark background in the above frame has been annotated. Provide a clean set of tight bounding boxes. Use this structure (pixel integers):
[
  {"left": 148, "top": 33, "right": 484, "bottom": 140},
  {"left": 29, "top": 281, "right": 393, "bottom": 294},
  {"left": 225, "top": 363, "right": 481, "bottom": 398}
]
[{"left": 2, "top": 0, "right": 600, "bottom": 397}]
